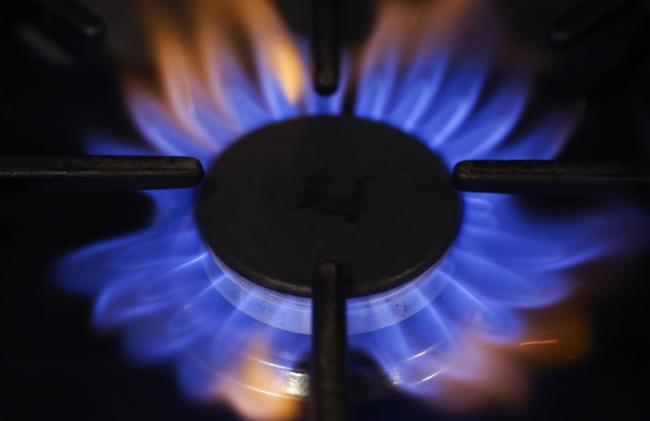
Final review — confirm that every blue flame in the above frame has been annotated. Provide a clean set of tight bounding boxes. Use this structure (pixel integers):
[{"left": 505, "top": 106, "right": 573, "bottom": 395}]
[{"left": 57, "top": 6, "right": 648, "bottom": 405}]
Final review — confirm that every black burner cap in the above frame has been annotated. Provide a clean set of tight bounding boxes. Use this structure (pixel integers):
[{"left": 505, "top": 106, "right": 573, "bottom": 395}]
[{"left": 196, "top": 117, "right": 460, "bottom": 297}]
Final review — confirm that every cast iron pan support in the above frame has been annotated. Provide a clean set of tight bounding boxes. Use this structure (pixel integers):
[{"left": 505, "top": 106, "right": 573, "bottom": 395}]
[
  {"left": 311, "top": 262, "right": 347, "bottom": 421},
  {"left": 452, "top": 161, "right": 650, "bottom": 194},
  {"left": 313, "top": 0, "right": 340, "bottom": 96},
  {"left": 0, "top": 156, "right": 204, "bottom": 191}
]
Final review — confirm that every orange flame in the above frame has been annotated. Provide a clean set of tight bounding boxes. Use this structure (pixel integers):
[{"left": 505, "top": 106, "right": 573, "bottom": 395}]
[
  {"left": 426, "top": 305, "right": 591, "bottom": 413},
  {"left": 135, "top": 0, "right": 307, "bottom": 136},
  {"left": 217, "top": 337, "right": 302, "bottom": 421},
  {"left": 232, "top": 0, "right": 306, "bottom": 105},
  {"left": 359, "top": 0, "right": 475, "bottom": 65}
]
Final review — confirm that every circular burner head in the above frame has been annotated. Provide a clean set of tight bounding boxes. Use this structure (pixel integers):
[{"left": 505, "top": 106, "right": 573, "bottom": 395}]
[{"left": 196, "top": 116, "right": 460, "bottom": 298}]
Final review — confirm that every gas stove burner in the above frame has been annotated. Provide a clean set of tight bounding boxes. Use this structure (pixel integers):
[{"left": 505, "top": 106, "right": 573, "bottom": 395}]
[
  {"left": 13, "top": 0, "right": 648, "bottom": 419},
  {"left": 196, "top": 116, "right": 461, "bottom": 297}
]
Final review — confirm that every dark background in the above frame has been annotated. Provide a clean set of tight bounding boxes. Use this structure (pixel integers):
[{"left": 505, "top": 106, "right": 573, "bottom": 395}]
[{"left": 1, "top": 0, "right": 649, "bottom": 420}]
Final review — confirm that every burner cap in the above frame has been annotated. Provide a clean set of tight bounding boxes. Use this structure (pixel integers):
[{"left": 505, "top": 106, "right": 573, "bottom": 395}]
[{"left": 196, "top": 117, "right": 460, "bottom": 297}]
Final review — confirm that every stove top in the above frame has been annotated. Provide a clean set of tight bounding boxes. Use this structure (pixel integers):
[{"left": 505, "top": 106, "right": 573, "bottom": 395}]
[{"left": 2, "top": 1, "right": 650, "bottom": 420}]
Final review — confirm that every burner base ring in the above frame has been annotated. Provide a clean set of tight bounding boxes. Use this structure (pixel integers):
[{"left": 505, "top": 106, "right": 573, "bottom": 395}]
[{"left": 196, "top": 116, "right": 460, "bottom": 298}]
